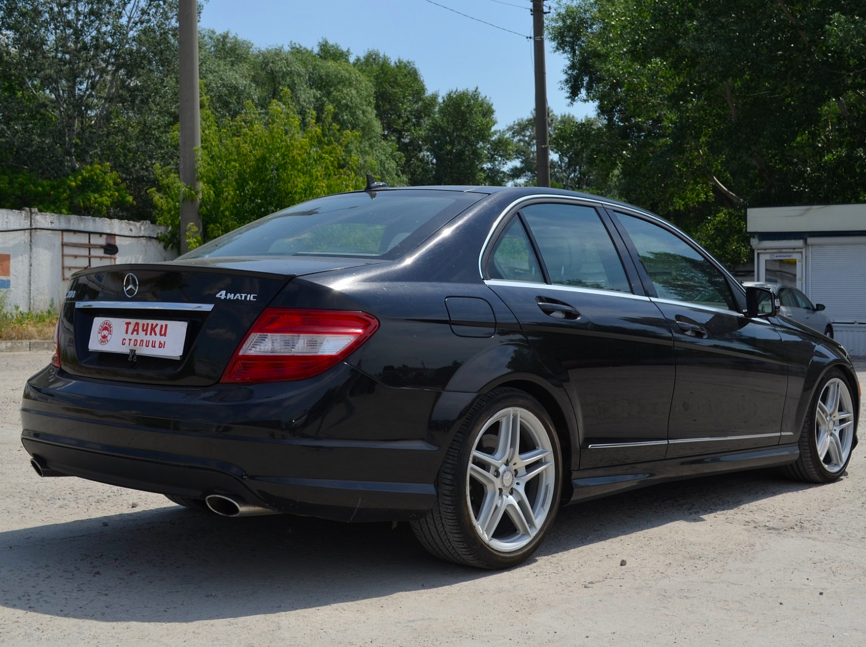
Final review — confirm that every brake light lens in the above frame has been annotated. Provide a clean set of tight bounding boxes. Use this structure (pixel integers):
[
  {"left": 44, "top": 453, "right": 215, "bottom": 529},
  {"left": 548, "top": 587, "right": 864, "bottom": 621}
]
[
  {"left": 220, "top": 309, "right": 379, "bottom": 383},
  {"left": 50, "top": 319, "right": 61, "bottom": 369}
]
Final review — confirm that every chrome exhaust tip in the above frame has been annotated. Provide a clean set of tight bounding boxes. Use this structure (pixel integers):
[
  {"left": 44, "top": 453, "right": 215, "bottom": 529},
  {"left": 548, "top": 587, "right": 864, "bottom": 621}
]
[
  {"left": 30, "top": 456, "right": 69, "bottom": 478},
  {"left": 204, "top": 494, "right": 278, "bottom": 517}
]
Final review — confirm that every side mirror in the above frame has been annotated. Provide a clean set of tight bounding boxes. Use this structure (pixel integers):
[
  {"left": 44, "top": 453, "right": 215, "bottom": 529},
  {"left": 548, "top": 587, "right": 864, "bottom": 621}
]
[
  {"left": 746, "top": 286, "right": 778, "bottom": 317},
  {"left": 815, "top": 303, "right": 826, "bottom": 312}
]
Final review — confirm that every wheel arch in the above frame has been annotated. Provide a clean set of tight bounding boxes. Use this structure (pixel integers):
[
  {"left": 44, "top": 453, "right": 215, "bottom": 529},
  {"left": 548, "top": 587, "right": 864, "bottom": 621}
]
[{"left": 794, "top": 359, "right": 860, "bottom": 450}]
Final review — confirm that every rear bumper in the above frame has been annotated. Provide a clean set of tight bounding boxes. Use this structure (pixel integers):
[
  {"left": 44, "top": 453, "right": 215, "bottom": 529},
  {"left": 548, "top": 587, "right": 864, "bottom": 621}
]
[{"left": 21, "top": 364, "right": 473, "bottom": 522}]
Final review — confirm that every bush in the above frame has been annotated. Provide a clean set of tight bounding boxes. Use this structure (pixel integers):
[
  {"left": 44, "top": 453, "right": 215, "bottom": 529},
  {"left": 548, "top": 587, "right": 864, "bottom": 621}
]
[
  {"left": 150, "top": 91, "right": 364, "bottom": 250},
  {"left": 0, "top": 164, "right": 133, "bottom": 217}
]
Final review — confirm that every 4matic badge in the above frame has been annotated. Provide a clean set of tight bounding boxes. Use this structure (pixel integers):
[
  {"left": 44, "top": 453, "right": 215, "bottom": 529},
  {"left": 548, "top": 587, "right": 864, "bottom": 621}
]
[{"left": 215, "top": 290, "right": 257, "bottom": 301}]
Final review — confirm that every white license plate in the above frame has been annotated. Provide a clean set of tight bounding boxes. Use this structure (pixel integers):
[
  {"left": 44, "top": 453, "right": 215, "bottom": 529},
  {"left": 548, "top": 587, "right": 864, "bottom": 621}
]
[{"left": 88, "top": 317, "right": 188, "bottom": 359}]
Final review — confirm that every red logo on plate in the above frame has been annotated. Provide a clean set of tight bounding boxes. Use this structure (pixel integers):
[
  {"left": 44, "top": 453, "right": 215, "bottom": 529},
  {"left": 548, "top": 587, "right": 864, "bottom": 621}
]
[{"left": 97, "top": 320, "right": 113, "bottom": 345}]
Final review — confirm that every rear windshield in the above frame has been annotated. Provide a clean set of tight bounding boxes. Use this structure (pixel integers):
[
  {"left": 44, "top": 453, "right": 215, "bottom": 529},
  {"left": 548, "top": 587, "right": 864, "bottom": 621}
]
[{"left": 182, "top": 190, "right": 485, "bottom": 260}]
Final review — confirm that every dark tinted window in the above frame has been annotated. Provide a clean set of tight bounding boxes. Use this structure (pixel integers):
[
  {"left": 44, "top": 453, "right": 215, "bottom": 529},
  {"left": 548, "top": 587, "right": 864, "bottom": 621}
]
[
  {"left": 183, "top": 190, "right": 484, "bottom": 260},
  {"left": 521, "top": 204, "right": 630, "bottom": 292},
  {"left": 792, "top": 289, "right": 814, "bottom": 309},
  {"left": 779, "top": 288, "right": 799, "bottom": 308},
  {"left": 489, "top": 217, "right": 544, "bottom": 283},
  {"left": 616, "top": 212, "right": 736, "bottom": 310}
]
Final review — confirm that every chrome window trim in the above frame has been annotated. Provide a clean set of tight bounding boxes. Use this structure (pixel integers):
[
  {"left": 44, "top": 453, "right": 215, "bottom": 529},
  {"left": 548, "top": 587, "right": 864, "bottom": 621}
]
[
  {"left": 649, "top": 297, "right": 744, "bottom": 318},
  {"left": 484, "top": 279, "right": 652, "bottom": 303},
  {"left": 648, "top": 297, "right": 774, "bottom": 325},
  {"left": 668, "top": 433, "right": 780, "bottom": 444},
  {"left": 75, "top": 301, "right": 215, "bottom": 312},
  {"left": 587, "top": 440, "right": 667, "bottom": 449},
  {"left": 477, "top": 194, "right": 608, "bottom": 279}
]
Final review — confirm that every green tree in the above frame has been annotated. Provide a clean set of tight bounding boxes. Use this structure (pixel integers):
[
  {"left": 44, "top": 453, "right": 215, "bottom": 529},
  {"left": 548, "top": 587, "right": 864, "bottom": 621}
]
[
  {"left": 354, "top": 50, "right": 438, "bottom": 184},
  {"left": 0, "top": 0, "right": 178, "bottom": 219},
  {"left": 150, "top": 91, "right": 364, "bottom": 249},
  {"left": 507, "top": 111, "right": 618, "bottom": 194},
  {"left": 426, "top": 89, "right": 513, "bottom": 185},
  {"left": 550, "top": 0, "right": 866, "bottom": 264},
  {"left": 198, "top": 33, "right": 402, "bottom": 185}
]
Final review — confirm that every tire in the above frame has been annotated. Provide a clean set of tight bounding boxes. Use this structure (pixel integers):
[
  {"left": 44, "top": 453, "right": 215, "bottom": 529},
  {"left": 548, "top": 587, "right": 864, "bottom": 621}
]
[
  {"left": 411, "top": 388, "right": 562, "bottom": 569},
  {"left": 824, "top": 325, "right": 834, "bottom": 339},
  {"left": 784, "top": 369, "right": 856, "bottom": 483},
  {"left": 164, "top": 494, "right": 211, "bottom": 512}
]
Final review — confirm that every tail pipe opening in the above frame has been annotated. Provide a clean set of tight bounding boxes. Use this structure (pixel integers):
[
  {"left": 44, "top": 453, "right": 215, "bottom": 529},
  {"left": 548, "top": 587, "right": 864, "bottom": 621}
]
[
  {"left": 204, "top": 494, "right": 278, "bottom": 518},
  {"left": 30, "top": 456, "right": 69, "bottom": 478}
]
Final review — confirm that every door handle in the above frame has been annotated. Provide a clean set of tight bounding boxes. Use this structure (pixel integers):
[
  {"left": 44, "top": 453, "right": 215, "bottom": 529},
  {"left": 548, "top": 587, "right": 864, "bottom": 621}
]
[
  {"left": 676, "top": 320, "right": 708, "bottom": 338},
  {"left": 536, "top": 298, "right": 580, "bottom": 320}
]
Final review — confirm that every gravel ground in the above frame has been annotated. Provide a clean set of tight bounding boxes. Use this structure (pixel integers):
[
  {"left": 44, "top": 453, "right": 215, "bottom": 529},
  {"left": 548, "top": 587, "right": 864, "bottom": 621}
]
[{"left": 1, "top": 351, "right": 864, "bottom": 646}]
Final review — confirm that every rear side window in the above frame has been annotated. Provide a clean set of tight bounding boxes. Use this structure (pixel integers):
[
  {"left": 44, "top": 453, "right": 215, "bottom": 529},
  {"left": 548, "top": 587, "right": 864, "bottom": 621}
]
[
  {"left": 183, "top": 190, "right": 484, "bottom": 260},
  {"left": 488, "top": 217, "right": 544, "bottom": 283},
  {"left": 615, "top": 212, "right": 737, "bottom": 311},
  {"left": 521, "top": 203, "right": 630, "bottom": 292}
]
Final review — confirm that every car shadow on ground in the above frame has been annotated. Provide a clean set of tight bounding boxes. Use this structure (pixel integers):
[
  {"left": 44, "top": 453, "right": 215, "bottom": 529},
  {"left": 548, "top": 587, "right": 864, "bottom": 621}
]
[{"left": 0, "top": 469, "right": 824, "bottom": 623}]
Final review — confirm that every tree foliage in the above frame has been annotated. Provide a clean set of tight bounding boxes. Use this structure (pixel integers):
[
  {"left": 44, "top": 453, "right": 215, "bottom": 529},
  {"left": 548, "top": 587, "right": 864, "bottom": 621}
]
[
  {"left": 507, "top": 111, "right": 619, "bottom": 195},
  {"left": 0, "top": 163, "right": 133, "bottom": 217},
  {"left": 550, "top": 0, "right": 866, "bottom": 264},
  {"left": 199, "top": 33, "right": 401, "bottom": 185},
  {"left": 426, "top": 89, "right": 513, "bottom": 185},
  {"left": 150, "top": 91, "right": 363, "bottom": 249},
  {"left": 354, "top": 50, "right": 438, "bottom": 184},
  {"left": 0, "top": 0, "right": 178, "bottom": 219}
]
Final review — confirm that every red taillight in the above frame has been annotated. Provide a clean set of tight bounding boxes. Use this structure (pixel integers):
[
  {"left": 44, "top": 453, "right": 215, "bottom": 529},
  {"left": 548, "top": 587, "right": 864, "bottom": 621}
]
[
  {"left": 50, "top": 319, "right": 61, "bottom": 369},
  {"left": 220, "top": 309, "right": 379, "bottom": 383}
]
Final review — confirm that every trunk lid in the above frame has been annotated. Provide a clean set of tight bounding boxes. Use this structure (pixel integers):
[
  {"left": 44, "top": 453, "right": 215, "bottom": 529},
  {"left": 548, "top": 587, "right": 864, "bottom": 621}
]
[{"left": 59, "top": 259, "right": 374, "bottom": 385}]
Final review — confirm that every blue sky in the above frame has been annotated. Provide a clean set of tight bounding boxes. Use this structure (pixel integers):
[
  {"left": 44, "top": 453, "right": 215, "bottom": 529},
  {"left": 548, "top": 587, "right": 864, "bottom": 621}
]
[{"left": 199, "top": 0, "right": 594, "bottom": 129}]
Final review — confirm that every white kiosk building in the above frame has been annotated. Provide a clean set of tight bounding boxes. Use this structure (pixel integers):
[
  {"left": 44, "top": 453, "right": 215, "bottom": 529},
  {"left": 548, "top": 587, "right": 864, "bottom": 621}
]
[{"left": 748, "top": 204, "right": 866, "bottom": 355}]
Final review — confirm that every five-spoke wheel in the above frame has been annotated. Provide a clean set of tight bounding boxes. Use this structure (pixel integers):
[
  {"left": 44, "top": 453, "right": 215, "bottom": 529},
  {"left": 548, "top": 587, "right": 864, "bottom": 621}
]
[
  {"left": 411, "top": 388, "right": 562, "bottom": 569},
  {"left": 786, "top": 370, "right": 856, "bottom": 483},
  {"left": 813, "top": 377, "right": 855, "bottom": 474},
  {"left": 466, "top": 406, "right": 556, "bottom": 553}
]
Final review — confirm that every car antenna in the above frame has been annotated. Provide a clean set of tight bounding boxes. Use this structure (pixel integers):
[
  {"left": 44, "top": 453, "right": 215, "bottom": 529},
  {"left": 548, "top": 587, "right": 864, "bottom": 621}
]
[{"left": 365, "top": 173, "right": 388, "bottom": 192}]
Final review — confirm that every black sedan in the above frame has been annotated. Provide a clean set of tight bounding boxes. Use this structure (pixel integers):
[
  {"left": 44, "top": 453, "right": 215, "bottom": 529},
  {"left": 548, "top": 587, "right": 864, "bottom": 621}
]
[{"left": 21, "top": 186, "right": 860, "bottom": 569}]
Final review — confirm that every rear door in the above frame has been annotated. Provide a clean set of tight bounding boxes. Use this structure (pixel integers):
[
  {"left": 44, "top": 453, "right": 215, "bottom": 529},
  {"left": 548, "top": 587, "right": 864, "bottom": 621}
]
[
  {"left": 609, "top": 210, "right": 788, "bottom": 459},
  {"left": 483, "top": 200, "right": 676, "bottom": 469}
]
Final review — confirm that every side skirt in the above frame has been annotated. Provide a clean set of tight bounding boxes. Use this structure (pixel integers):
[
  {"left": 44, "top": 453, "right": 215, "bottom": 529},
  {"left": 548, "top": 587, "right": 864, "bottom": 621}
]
[{"left": 567, "top": 444, "right": 799, "bottom": 504}]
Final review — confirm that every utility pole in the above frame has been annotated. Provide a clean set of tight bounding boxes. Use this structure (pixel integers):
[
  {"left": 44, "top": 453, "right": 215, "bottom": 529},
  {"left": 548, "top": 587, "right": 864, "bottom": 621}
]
[
  {"left": 178, "top": 0, "right": 201, "bottom": 254},
  {"left": 532, "top": 0, "right": 550, "bottom": 187}
]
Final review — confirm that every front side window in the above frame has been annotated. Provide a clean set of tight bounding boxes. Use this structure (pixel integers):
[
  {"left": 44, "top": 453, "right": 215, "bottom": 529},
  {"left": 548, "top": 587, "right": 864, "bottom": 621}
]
[
  {"left": 779, "top": 288, "right": 799, "bottom": 308},
  {"left": 521, "top": 203, "right": 630, "bottom": 292},
  {"left": 615, "top": 212, "right": 737, "bottom": 311},
  {"left": 792, "top": 289, "right": 815, "bottom": 310}
]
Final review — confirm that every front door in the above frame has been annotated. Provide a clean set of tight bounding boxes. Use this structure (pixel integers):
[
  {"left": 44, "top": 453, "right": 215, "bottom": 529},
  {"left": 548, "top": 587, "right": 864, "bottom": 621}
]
[{"left": 611, "top": 211, "right": 789, "bottom": 459}]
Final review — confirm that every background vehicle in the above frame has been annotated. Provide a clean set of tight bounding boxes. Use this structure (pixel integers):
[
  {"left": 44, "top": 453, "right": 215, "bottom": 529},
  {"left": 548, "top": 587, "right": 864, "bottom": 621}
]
[
  {"left": 744, "top": 281, "right": 834, "bottom": 338},
  {"left": 22, "top": 186, "right": 860, "bottom": 569}
]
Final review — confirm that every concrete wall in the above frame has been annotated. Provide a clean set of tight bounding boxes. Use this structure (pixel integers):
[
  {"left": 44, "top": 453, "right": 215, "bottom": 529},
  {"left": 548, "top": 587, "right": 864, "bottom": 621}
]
[{"left": 0, "top": 209, "right": 176, "bottom": 312}]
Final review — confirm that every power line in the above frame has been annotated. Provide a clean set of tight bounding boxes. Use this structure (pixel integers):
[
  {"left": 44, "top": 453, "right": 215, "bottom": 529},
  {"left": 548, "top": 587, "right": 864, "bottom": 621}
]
[
  {"left": 420, "top": 0, "right": 528, "bottom": 38},
  {"left": 481, "top": 0, "right": 530, "bottom": 9}
]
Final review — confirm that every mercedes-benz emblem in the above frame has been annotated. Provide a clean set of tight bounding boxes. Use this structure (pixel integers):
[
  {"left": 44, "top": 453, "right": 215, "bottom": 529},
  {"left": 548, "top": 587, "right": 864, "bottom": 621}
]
[{"left": 123, "top": 273, "right": 139, "bottom": 298}]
